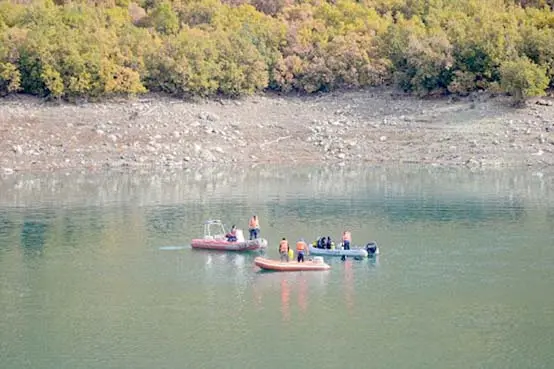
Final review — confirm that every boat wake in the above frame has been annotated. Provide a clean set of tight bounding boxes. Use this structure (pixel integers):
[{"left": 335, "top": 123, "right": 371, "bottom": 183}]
[{"left": 158, "top": 246, "right": 189, "bottom": 251}]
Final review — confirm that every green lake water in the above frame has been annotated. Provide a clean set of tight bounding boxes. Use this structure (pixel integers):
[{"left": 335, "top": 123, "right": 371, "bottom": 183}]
[{"left": 1, "top": 165, "right": 553, "bottom": 369}]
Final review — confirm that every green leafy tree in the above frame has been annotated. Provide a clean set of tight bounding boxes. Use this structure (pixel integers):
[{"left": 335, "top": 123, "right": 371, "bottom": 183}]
[
  {"left": 148, "top": 1, "right": 179, "bottom": 34},
  {"left": 519, "top": 8, "right": 554, "bottom": 87},
  {"left": 175, "top": 0, "right": 222, "bottom": 28},
  {"left": 500, "top": 56, "right": 549, "bottom": 106},
  {"left": 0, "top": 62, "right": 21, "bottom": 95},
  {"left": 2, "top": 0, "right": 554, "bottom": 100},
  {"left": 145, "top": 27, "right": 221, "bottom": 96}
]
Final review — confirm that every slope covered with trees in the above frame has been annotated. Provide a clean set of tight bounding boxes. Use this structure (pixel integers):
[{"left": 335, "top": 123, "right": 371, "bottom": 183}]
[{"left": 1, "top": 0, "right": 553, "bottom": 102}]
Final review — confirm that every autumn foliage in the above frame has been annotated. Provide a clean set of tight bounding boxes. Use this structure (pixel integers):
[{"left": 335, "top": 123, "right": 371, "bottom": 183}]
[{"left": 0, "top": 0, "right": 553, "bottom": 102}]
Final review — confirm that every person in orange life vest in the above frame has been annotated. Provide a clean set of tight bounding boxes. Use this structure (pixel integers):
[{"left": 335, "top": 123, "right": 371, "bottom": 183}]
[
  {"left": 296, "top": 238, "right": 308, "bottom": 263},
  {"left": 248, "top": 215, "right": 260, "bottom": 240},
  {"left": 279, "top": 238, "right": 289, "bottom": 262},
  {"left": 342, "top": 231, "right": 352, "bottom": 250},
  {"left": 225, "top": 225, "right": 237, "bottom": 242}
]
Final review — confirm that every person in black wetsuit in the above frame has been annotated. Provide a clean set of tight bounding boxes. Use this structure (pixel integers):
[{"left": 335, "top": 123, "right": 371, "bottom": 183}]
[{"left": 317, "top": 237, "right": 325, "bottom": 249}]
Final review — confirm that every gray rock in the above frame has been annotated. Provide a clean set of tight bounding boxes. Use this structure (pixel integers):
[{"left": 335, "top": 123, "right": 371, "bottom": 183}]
[
  {"left": 465, "top": 158, "right": 480, "bottom": 167},
  {"left": 200, "top": 149, "right": 216, "bottom": 162},
  {"left": 198, "top": 112, "right": 219, "bottom": 121},
  {"left": 536, "top": 99, "right": 553, "bottom": 106},
  {"left": 346, "top": 140, "right": 357, "bottom": 149}
]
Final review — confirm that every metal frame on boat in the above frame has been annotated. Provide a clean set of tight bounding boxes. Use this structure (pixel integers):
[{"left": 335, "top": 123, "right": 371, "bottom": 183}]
[{"left": 191, "top": 219, "right": 268, "bottom": 251}]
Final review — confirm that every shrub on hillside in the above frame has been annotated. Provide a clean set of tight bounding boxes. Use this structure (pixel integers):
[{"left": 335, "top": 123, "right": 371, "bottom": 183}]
[
  {"left": 500, "top": 56, "right": 549, "bottom": 106},
  {"left": 1, "top": 0, "right": 554, "bottom": 99}
]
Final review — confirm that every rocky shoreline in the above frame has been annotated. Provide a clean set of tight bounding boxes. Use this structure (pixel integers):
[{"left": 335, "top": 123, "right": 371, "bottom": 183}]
[{"left": 1, "top": 88, "right": 553, "bottom": 175}]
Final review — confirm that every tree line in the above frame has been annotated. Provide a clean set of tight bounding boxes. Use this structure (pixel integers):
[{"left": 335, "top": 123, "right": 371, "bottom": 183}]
[{"left": 1, "top": 0, "right": 553, "bottom": 103}]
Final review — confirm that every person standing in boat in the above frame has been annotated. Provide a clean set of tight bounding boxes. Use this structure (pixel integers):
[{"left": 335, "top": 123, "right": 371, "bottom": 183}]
[
  {"left": 248, "top": 215, "right": 260, "bottom": 240},
  {"left": 279, "top": 238, "right": 289, "bottom": 262},
  {"left": 342, "top": 231, "right": 351, "bottom": 250},
  {"left": 225, "top": 225, "right": 237, "bottom": 242},
  {"left": 296, "top": 238, "right": 308, "bottom": 263}
]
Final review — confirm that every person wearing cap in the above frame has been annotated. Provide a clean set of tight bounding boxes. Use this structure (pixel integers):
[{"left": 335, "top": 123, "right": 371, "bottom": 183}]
[
  {"left": 248, "top": 215, "right": 260, "bottom": 240},
  {"left": 296, "top": 238, "right": 308, "bottom": 263}
]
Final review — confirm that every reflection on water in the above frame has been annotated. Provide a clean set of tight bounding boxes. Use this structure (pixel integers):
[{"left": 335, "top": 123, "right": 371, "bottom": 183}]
[
  {"left": 1, "top": 165, "right": 553, "bottom": 208},
  {"left": 281, "top": 278, "right": 289, "bottom": 322},
  {"left": 251, "top": 269, "right": 331, "bottom": 323},
  {"left": 20, "top": 220, "right": 47, "bottom": 256},
  {"left": 0, "top": 165, "right": 553, "bottom": 369},
  {"left": 194, "top": 250, "right": 258, "bottom": 287},
  {"left": 343, "top": 259, "right": 354, "bottom": 313}
]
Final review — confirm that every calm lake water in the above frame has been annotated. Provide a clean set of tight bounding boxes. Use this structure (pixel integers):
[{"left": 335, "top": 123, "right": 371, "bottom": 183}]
[{"left": 1, "top": 165, "right": 553, "bottom": 369}]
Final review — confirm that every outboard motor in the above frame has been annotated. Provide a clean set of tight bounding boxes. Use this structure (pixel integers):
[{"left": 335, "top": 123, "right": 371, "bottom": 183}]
[{"left": 365, "top": 241, "right": 378, "bottom": 256}]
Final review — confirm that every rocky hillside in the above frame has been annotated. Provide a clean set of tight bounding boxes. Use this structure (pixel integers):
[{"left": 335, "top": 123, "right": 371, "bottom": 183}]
[{"left": 1, "top": 89, "right": 553, "bottom": 174}]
